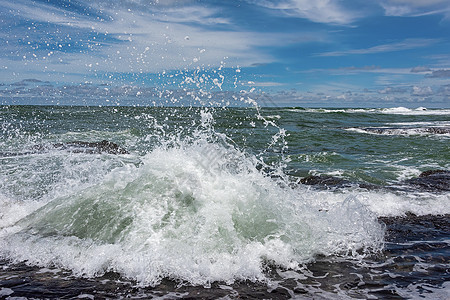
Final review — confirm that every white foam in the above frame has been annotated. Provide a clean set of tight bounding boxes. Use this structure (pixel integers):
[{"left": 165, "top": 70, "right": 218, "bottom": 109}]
[
  {"left": 394, "top": 281, "right": 450, "bottom": 300},
  {"left": 387, "top": 121, "right": 450, "bottom": 126},
  {"left": 1, "top": 107, "right": 447, "bottom": 288},
  {"left": 0, "top": 139, "right": 384, "bottom": 286},
  {"left": 380, "top": 107, "right": 450, "bottom": 115},
  {"left": 295, "top": 107, "right": 450, "bottom": 116},
  {"left": 346, "top": 127, "right": 450, "bottom": 137},
  {"left": 352, "top": 190, "right": 450, "bottom": 217},
  {"left": 0, "top": 193, "right": 43, "bottom": 231}
]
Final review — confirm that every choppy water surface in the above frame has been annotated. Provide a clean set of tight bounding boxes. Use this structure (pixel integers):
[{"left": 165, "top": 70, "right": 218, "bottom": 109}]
[{"left": 0, "top": 105, "right": 449, "bottom": 299}]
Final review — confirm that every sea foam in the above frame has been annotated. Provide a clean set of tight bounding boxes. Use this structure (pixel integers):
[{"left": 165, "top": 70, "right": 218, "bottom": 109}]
[{"left": 0, "top": 125, "right": 385, "bottom": 286}]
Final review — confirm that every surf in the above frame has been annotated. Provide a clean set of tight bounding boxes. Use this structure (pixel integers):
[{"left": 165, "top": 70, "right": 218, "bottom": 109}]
[{"left": 0, "top": 107, "right": 385, "bottom": 286}]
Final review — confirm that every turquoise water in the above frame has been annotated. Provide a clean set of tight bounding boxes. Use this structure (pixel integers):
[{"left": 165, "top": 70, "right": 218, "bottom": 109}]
[{"left": 0, "top": 105, "right": 449, "bottom": 298}]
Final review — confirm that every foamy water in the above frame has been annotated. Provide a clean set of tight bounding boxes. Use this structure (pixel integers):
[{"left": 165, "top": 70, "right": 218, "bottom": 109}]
[
  {"left": 298, "top": 107, "right": 450, "bottom": 115},
  {"left": 0, "top": 105, "right": 448, "bottom": 298},
  {"left": 0, "top": 128, "right": 386, "bottom": 286}
]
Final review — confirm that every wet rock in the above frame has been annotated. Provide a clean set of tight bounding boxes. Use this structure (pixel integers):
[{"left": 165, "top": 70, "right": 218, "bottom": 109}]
[
  {"left": 379, "top": 213, "right": 450, "bottom": 242},
  {"left": 0, "top": 140, "right": 129, "bottom": 157},
  {"left": 361, "top": 127, "right": 450, "bottom": 135},
  {"left": 297, "top": 175, "right": 382, "bottom": 191},
  {"left": 52, "top": 140, "right": 129, "bottom": 154},
  {"left": 418, "top": 169, "right": 449, "bottom": 177},
  {"left": 403, "top": 170, "right": 450, "bottom": 192},
  {"left": 424, "top": 127, "right": 450, "bottom": 134},
  {"left": 299, "top": 175, "right": 352, "bottom": 189}
]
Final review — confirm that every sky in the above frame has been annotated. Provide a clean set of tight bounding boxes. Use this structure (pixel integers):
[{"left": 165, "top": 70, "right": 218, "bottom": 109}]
[{"left": 0, "top": 0, "right": 449, "bottom": 107}]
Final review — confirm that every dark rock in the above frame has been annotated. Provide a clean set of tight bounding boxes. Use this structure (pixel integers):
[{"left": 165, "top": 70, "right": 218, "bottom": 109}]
[
  {"left": 299, "top": 175, "right": 351, "bottom": 188},
  {"left": 0, "top": 140, "right": 129, "bottom": 157},
  {"left": 362, "top": 127, "right": 388, "bottom": 134},
  {"left": 379, "top": 213, "right": 450, "bottom": 242},
  {"left": 418, "top": 169, "right": 449, "bottom": 177},
  {"left": 52, "top": 140, "right": 129, "bottom": 154},
  {"left": 361, "top": 127, "right": 450, "bottom": 135},
  {"left": 424, "top": 127, "right": 450, "bottom": 134},
  {"left": 357, "top": 182, "right": 381, "bottom": 191},
  {"left": 403, "top": 170, "right": 450, "bottom": 192}
]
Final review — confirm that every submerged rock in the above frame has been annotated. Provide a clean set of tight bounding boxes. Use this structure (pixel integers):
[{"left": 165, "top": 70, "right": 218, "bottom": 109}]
[
  {"left": 0, "top": 140, "right": 129, "bottom": 157},
  {"left": 424, "top": 127, "right": 450, "bottom": 134},
  {"left": 361, "top": 127, "right": 450, "bottom": 135},
  {"left": 51, "top": 140, "right": 129, "bottom": 154},
  {"left": 418, "top": 169, "right": 449, "bottom": 177},
  {"left": 291, "top": 169, "right": 449, "bottom": 193}
]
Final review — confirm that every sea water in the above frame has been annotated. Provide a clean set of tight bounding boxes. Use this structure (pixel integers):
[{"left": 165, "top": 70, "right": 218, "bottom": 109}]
[{"left": 0, "top": 105, "right": 449, "bottom": 299}]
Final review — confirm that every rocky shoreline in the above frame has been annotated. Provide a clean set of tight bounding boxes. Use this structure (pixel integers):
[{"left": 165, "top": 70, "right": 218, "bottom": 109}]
[
  {"left": 1, "top": 212, "right": 448, "bottom": 299},
  {"left": 297, "top": 169, "right": 450, "bottom": 193}
]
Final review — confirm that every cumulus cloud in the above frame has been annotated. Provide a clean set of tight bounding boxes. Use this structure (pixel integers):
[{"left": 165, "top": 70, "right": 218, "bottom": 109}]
[
  {"left": 412, "top": 85, "right": 433, "bottom": 96},
  {"left": 437, "top": 84, "right": 450, "bottom": 96},
  {"left": 4, "top": 78, "right": 447, "bottom": 107},
  {"left": 378, "top": 86, "right": 408, "bottom": 94}
]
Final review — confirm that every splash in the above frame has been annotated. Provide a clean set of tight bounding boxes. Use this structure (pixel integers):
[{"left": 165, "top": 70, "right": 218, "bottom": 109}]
[
  {"left": 0, "top": 65, "right": 388, "bottom": 287},
  {"left": 0, "top": 107, "right": 385, "bottom": 286}
]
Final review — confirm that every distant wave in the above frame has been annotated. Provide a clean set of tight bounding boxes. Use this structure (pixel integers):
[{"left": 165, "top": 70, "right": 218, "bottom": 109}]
[
  {"left": 347, "top": 126, "right": 450, "bottom": 136},
  {"left": 387, "top": 121, "right": 450, "bottom": 126},
  {"left": 290, "top": 107, "right": 450, "bottom": 115},
  {"left": 379, "top": 107, "right": 450, "bottom": 115}
]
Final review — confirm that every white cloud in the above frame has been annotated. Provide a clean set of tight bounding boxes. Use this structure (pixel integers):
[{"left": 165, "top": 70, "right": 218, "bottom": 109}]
[
  {"left": 426, "top": 69, "right": 450, "bottom": 78},
  {"left": 241, "top": 81, "right": 285, "bottom": 87},
  {"left": 318, "top": 38, "right": 439, "bottom": 56},
  {"left": 1, "top": 0, "right": 294, "bottom": 82},
  {"left": 411, "top": 66, "right": 431, "bottom": 73},
  {"left": 378, "top": 86, "right": 408, "bottom": 94},
  {"left": 412, "top": 85, "right": 433, "bottom": 96},
  {"left": 379, "top": 0, "right": 450, "bottom": 17},
  {"left": 426, "top": 54, "right": 450, "bottom": 66},
  {"left": 247, "top": 0, "right": 359, "bottom": 25},
  {"left": 387, "top": 0, "right": 448, "bottom": 6}
]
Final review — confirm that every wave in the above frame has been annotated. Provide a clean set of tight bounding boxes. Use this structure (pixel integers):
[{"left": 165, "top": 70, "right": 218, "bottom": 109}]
[
  {"left": 289, "top": 107, "right": 450, "bottom": 115},
  {"left": 290, "top": 108, "right": 375, "bottom": 114},
  {"left": 377, "top": 107, "right": 450, "bottom": 115},
  {"left": 0, "top": 128, "right": 385, "bottom": 286},
  {"left": 1, "top": 106, "right": 448, "bottom": 290},
  {"left": 387, "top": 121, "right": 450, "bottom": 126},
  {"left": 346, "top": 126, "right": 450, "bottom": 136}
]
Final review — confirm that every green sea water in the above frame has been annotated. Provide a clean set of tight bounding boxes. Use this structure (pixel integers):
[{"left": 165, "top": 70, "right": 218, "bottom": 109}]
[
  {"left": 0, "top": 105, "right": 449, "bottom": 298},
  {"left": 1, "top": 105, "right": 448, "bottom": 185}
]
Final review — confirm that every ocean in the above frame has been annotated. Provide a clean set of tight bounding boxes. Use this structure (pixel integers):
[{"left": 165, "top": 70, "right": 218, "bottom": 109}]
[{"left": 0, "top": 105, "right": 449, "bottom": 299}]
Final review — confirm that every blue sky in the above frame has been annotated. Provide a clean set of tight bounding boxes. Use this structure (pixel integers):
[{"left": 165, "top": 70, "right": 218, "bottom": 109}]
[{"left": 0, "top": 0, "right": 449, "bottom": 107}]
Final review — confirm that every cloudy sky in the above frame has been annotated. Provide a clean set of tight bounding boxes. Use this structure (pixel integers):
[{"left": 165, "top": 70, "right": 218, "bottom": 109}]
[{"left": 1, "top": 0, "right": 449, "bottom": 107}]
